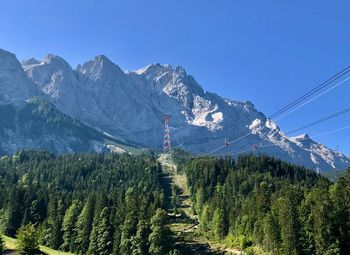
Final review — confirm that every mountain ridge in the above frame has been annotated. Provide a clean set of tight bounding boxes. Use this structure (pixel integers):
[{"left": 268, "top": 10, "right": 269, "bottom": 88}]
[{"left": 0, "top": 48, "right": 349, "bottom": 171}]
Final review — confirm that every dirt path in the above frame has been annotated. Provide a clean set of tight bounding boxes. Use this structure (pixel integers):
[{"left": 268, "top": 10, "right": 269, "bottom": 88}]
[{"left": 158, "top": 153, "right": 197, "bottom": 221}]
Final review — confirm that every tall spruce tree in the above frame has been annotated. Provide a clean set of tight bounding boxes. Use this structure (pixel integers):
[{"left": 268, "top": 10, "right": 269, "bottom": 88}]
[
  {"left": 61, "top": 200, "right": 81, "bottom": 252},
  {"left": 4, "top": 188, "right": 23, "bottom": 237},
  {"left": 42, "top": 196, "right": 62, "bottom": 249},
  {"left": 131, "top": 220, "right": 150, "bottom": 255},
  {"left": 75, "top": 194, "right": 95, "bottom": 253},
  {"left": 212, "top": 208, "right": 225, "bottom": 240},
  {"left": 96, "top": 207, "right": 112, "bottom": 255},
  {"left": 148, "top": 209, "right": 171, "bottom": 255},
  {"left": 276, "top": 189, "right": 301, "bottom": 255}
]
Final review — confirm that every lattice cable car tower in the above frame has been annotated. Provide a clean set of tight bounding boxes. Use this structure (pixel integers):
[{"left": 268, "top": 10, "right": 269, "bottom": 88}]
[{"left": 163, "top": 115, "right": 171, "bottom": 153}]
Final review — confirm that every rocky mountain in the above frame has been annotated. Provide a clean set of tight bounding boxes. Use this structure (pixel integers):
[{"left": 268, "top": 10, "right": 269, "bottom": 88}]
[
  {"left": 250, "top": 119, "right": 350, "bottom": 172},
  {"left": 0, "top": 49, "right": 39, "bottom": 103},
  {"left": 0, "top": 48, "right": 349, "bottom": 171}
]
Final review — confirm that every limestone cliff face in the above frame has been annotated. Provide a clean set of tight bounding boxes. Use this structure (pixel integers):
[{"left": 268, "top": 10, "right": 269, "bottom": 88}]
[
  {"left": 0, "top": 48, "right": 348, "bottom": 171},
  {"left": 0, "top": 49, "right": 39, "bottom": 103}
]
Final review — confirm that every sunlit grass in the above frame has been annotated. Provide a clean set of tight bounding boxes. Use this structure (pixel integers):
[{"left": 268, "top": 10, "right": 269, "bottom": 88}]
[{"left": 2, "top": 235, "right": 75, "bottom": 255}]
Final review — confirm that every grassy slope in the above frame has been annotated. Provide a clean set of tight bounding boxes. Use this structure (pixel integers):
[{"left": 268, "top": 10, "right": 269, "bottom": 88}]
[
  {"left": 159, "top": 154, "right": 244, "bottom": 255},
  {"left": 3, "top": 235, "right": 74, "bottom": 255}
]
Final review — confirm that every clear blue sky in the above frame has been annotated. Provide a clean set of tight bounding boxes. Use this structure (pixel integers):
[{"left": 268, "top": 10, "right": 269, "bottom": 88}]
[{"left": 1, "top": 0, "right": 349, "bottom": 154}]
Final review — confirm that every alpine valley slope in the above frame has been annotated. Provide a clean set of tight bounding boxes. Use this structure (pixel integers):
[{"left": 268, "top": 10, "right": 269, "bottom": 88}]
[
  {"left": 0, "top": 97, "right": 130, "bottom": 155},
  {"left": 1, "top": 48, "right": 349, "bottom": 171}
]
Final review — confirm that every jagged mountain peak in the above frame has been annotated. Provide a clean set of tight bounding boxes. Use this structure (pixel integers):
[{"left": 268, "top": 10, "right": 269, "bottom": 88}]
[
  {"left": 42, "top": 54, "right": 71, "bottom": 67},
  {"left": 21, "top": 53, "right": 78, "bottom": 100},
  {"left": 22, "top": 53, "right": 73, "bottom": 71},
  {"left": 133, "top": 63, "right": 205, "bottom": 102},
  {"left": 134, "top": 63, "right": 172, "bottom": 75},
  {"left": 95, "top": 54, "right": 114, "bottom": 64},
  {"left": 76, "top": 54, "right": 125, "bottom": 82},
  {"left": 0, "top": 48, "right": 15, "bottom": 58},
  {"left": 134, "top": 63, "right": 189, "bottom": 78},
  {"left": 0, "top": 48, "right": 23, "bottom": 70},
  {"left": 0, "top": 48, "right": 38, "bottom": 104},
  {"left": 0, "top": 48, "right": 12, "bottom": 55},
  {"left": 21, "top": 58, "right": 40, "bottom": 66}
]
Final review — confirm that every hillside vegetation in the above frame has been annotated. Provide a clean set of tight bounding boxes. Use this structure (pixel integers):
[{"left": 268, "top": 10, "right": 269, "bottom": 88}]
[
  {"left": 0, "top": 151, "right": 176, "bottom": 254},
  {"left": 184, "top": 154, "right": 350, "bottom": 254},
  {"left": 1, "top": 150, "right": 350, "bottom": 255}
]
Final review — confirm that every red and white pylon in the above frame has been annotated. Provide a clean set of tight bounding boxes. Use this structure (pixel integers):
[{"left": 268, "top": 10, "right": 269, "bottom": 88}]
[{"left": 163, "top": 115, "right": 171, "bottom": 153}]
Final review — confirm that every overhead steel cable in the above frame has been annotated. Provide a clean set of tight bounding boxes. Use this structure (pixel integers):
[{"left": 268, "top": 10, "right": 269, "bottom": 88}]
[
  {"left": 219, "top": 124, "right": 350, "bottom": 158},
  {"left": 274, "top": 76, "right": 350, "bottom": 121},
  {"left": 285, "top": 107, "right": 350, "bottom": 135},
  {"left": 195, "top": 120, "right": 350, "bottom": 160},
  {"left": 306, "top": 124, "right": 350, "bottom": 139},
  {"left": 270, "top": 66, "right": 350, "bottom": 119},
  {"left": 192, "top": 66, "right": 350, "bottom": 159},
  {"left": 195, "top": 131, "right": 259, "bottom": 158}
]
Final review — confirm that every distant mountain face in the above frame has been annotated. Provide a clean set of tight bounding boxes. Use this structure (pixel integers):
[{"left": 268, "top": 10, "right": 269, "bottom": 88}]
[
  {"left": 0, "top": 48, "right": 349, "bottom": 171},
  {"left": 0, "top": 49, "right": 39, "bottom": 103},
  {"left": 0, "top": 98, "right": 126, "bottom": 155}
]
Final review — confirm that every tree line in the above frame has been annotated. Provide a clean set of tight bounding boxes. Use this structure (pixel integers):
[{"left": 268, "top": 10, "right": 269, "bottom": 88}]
[{"left": 185, "top": 154, "right": 350, "bottom": 255}]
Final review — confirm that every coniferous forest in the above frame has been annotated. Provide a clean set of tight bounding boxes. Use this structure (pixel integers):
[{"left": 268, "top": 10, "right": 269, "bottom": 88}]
[
  {"left": 185, "top": 155, "right": 350, "bottom": 255},
  {"left": 0, "top": 150, "right": 350, "bottom": 254},
  {"left": 0, "top": 151, "right": 173, "bottom": 255}
]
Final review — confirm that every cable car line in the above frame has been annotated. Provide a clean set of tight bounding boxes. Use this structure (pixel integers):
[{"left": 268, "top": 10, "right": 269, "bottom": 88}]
[
  {"left": 187, "top": 66, "right": 350, "bottom": 159},
  {"left": 274, "top": 76, "right": 350, "bottom": 121},
  {"left": 285, "top": 107, "right": 350, "bottom": 135},
  {"left": 270, "top": 66, "right": 350, "bottom": 119}
]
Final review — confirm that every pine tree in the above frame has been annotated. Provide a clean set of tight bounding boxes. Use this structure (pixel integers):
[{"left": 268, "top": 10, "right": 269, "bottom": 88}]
[
  {"left": 301, "top": 185, "right": 339, "bottom": 255},
  {"left": 42, "top": 196, "right": 62, "bottom": 249},
  {"left": 111, "top": 200, "right": 125, "bottom": 255},
  {"left": 148, "top": 209, "right": 171, "bottom": 255},
  {"left": 263, "top": 212, "right": 280, "bottom": 254},
  {"left": 194, "top": 188, "right": 205, "bottom": 215},
  {"left": 199, "top": 204, "right": 210, "bottom": 234},
  {"left": 330, "top": 174, "right": 350, "bottom": 254},
  {"left": 88, "top": 193, "right": 108, "bottom": 254},
  {"left": 96, "top": 208, "right": 112, "bottom": 255},
  {"left": 276, "top": 188, "right": 301, "bottom": 255},
  {"left": 119, "top": 218, "right": 135, "bottom": 255},
  {"left": 4, "top": 188, "right": 22, "bottom": 237},
  {"left": 212, "top": 208, "right": 225, "bottom": 240},
  {"left": 131, "top": 220, "right": 150, "bottom": 255},
  {"left": 171, "top": 186, "right": 179, "bottom": 214},
  {"left": 120, "top": 188, "right": 139, "bottom": 255},
  {"left": 88, "top": 207, "right": 112, "bottom": 255},
  {"left": 75, "top": 194, "right": 95, "bottom": 253},
  {"left": 16, "top": 223, "right": 40, "bottom": 255},
  {"left": 61, "top": 200, "right": 81, "bottom": 252}
]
